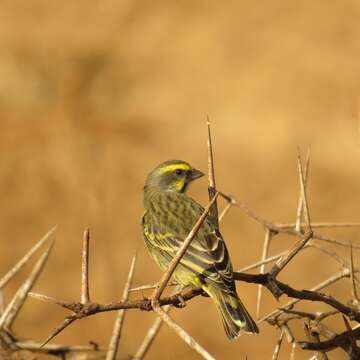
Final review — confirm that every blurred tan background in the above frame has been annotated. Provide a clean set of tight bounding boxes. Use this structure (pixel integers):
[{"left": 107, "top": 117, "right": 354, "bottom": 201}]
[{"left": 1, "top": 1, "right": 360, "bottom": 359}]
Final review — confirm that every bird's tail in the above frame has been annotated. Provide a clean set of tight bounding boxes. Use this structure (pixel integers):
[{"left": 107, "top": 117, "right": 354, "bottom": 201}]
[{"left": 204, "top": 285, "right": 259, "bottom": 339}]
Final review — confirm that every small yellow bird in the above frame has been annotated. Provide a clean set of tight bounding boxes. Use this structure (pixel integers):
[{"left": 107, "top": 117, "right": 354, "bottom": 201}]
[{"left": 142, "top": 160, "right": 258, "bottom": 339}]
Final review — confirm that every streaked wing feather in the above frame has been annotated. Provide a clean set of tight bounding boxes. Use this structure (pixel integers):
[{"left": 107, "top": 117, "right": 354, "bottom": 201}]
[{"left": 143, "top": 193, "right": 235, "bottom": 292}]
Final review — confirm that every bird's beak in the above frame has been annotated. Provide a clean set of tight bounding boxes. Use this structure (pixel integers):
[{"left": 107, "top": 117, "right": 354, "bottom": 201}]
[{"left": 189, "top": 168, "right": 205, "bottom": 181}]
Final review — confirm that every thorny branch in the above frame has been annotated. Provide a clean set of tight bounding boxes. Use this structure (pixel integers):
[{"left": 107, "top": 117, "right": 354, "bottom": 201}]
[{"left": 2, "top": 124, "right": 360, "bottom": 360}]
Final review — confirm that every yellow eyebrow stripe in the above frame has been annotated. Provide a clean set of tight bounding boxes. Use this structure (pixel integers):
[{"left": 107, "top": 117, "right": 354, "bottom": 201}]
[{"left": 158, "top": 163, "right": 191, "bottom": 174}]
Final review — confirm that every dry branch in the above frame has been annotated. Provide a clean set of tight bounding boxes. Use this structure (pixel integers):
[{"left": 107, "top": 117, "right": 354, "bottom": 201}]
[{"left": 3, "top": 128, "right": 360, "bottom": 360}]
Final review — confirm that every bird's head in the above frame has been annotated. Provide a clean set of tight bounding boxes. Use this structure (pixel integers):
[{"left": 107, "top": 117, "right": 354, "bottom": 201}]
[{"left": 144, "top": 160, "right": 204, "bottom": 194}]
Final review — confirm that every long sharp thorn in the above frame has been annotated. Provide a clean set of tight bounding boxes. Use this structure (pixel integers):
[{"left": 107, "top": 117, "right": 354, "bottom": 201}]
[
  {"left": 133, "top": 286, "right": 181, "bottom": 360},
  {"left": 295, "top": 148, "right": 310, "bottom": 232},
  {"left": 297, "top": 147, "right": 311, "bottom": 230},
  {"left": 0, "top": 226, "right": 56, "bottom": 290},
  {"left": 106, "top": 255, "right": 137, "bottom": 360},
  {"left": 40, "top": 316, "right": 76, "bottom": 348},
  {"left": 270, "top": 231, "right": 312, "bottom": 279},
  {"left": 133, "top": 305, "right": 172, "bottom": 360},
  {"left": 81, "top": 228, "right": 90, "bottom": 304},
  {"left": 28, "top": 292, "right": 73, "bottom": 310},
  {"left": 153, "top": 306, "right": 215, "bottom": 360},
  {"left": 0, "top": 241, "right": 54, "bottom": 331},
  {"left": 207, "top": 118, "right": 219, "bottom": 227}
]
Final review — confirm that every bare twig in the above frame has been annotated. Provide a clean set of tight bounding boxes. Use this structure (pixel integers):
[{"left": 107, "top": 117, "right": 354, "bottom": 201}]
[
  {"left": 133, "top": 287, "right": 183, "bottom": 360},
  {"left": 218, "top": 194, "right": 237, "bottom": 223},
  {"left": 133, "top": 305, "right": 172, "bottom": 360},
  {"left": 299, "top": 325, "right": 360, "bottom": 352},
  {"left": 278, "top": 222, "right": 360, "bottom": 229},
  {"left": 239, "top": 249, "right": 291, "bottom": 272},
  {"left": 81, "top": 228, "right": 91, "bottom": 304},
  {"left": 106, "top": 255, "right": 137, "bottom": 360},
  {"left": 258, "top": 268, "right": 352, "bottom": 323},
  {"left": 151, "top": 193, "right": 219, "bottom": 305},
  {"left": 309, "top": 243, "right": 347, "bottom": 268},
  {"left": 15, "top": 340, "right": 104, "bottom": 357},
  {"left": 240, "top": 204, "right": 357, "bottom": 251},
  {"left": 28, "top": 266, "right": 359, "bottom": 329},
  {"left": 232, "top": 198, "right": 360, "bottom": 249},
  {"left": 269, "top": 230, "right": 313, "bottom": 282},
  {"left": 0, "top": 241, "right": 54, "bottom": 331},
  {"left": 265, "top": 159, "right": 314, "bottom": 294},
  {"left": 3, "top": 125, "right": 360, "bottom": 360},
  {"left": 281, "top": 323, "right": 295, "bottom": 343},
  {"left": 29, "top": 287, "right": 202, "bottom": 314},
  {"left": 280, "top": 308, "right": 338, "bottom": 324},
  {"left": 153, "top": 306, "right": 216, "bottom": 360},
  {"left": 218, "top": 202, "right": 232, "bottom": 222},
  {"left": 0, "top": 226, "right": 56, "bottom": 290}
]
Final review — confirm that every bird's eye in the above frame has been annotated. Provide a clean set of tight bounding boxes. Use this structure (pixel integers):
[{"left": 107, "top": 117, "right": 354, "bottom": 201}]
[{"left": 175, "top": 169, "right": 183, "bottom": 175}]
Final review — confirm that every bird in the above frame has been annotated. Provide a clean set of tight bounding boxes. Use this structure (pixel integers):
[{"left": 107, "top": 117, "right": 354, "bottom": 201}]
[{"left": 142, "top": 159, "right": 259, "bottom": 339}]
